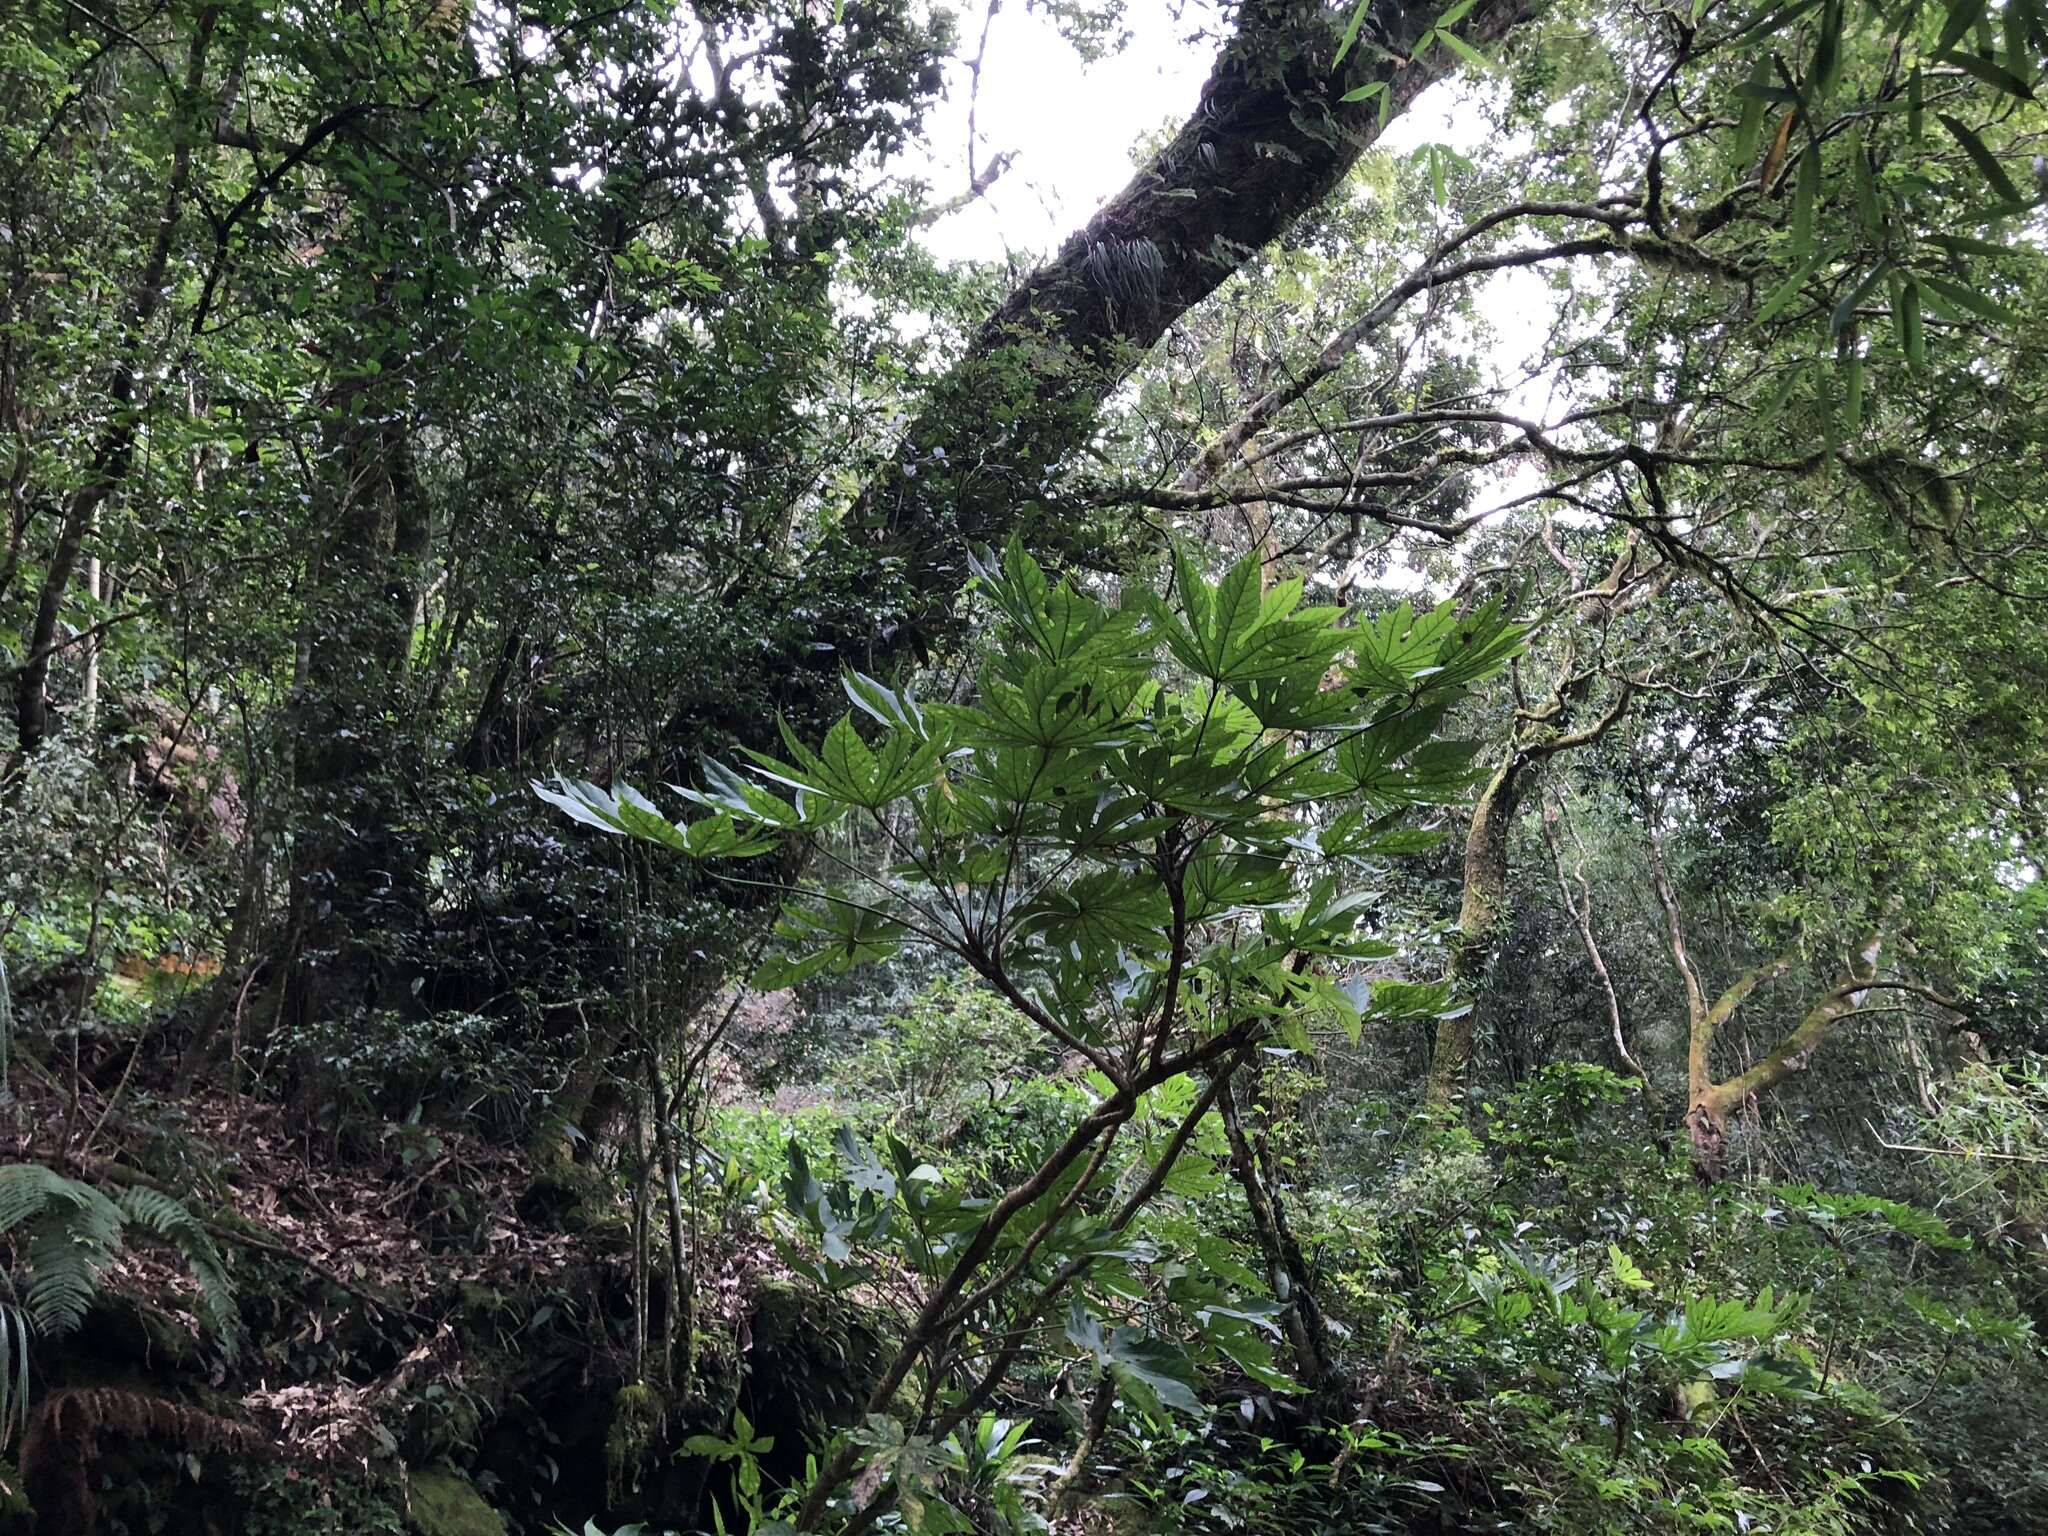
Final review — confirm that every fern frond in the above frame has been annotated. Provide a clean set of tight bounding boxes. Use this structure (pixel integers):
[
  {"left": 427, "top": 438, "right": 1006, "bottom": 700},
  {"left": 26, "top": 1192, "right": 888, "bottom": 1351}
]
[
  {"left": 116, "top": 1188, "right": 239, "bottom": 1345},
  {"left": 22, "top": 1220, "right": 116, "bottom": 1335},
  {"left": 0, "top": 1167, "right": 238, "bottom": 1351},
  {"left": 0, "top": 1164, "right": 122, "bottom": 1238},
  {"left": 0, "top": 1301, "right": 27, "bottom": 1451}
]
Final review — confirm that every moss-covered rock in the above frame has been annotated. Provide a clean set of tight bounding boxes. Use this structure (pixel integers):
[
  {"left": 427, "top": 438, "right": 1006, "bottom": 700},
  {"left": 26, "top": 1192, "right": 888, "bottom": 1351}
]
[
  {"left": 406, "top": 1465, "right": 505, "bottom": 1536},
  {"left": 604, "top": 1382, "right": 664, "bottom": 1503}
]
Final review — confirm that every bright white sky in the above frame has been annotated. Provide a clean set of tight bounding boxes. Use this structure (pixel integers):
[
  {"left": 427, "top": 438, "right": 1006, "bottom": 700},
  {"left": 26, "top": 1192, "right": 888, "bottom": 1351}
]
[
  {"left": 912, "top": 1, "right": 1211, "bottom": 265},
  {"left": 908, "top": 0, "right": 1563, "bottom": 420},
  {"left": 912, "top": 0, "right": 1489, "bottom": 265},
  {"left": 896, "top": 0, "right": 1587, "bottom": 585}
]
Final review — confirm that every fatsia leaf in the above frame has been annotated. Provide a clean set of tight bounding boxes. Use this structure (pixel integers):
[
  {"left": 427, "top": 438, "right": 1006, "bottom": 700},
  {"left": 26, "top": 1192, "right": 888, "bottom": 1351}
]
[
  {"left": 757, "top": 894, "right": 911, "bottom": 989},
  {"left": 1012, "top": 871, "right": 1172, "bottom": 967},
  {"left": 1150, "top": 547, "right": 1346, "bottom": 684},
  {"left": 1184, "top": 852, "right": 1292, "bottom": 921}
]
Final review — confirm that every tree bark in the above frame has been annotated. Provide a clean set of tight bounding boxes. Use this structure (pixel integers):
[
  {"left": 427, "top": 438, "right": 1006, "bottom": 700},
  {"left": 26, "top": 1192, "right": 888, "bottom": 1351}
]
[
  {"left": 1685, "top": 937, "right": 1883, "bottom": 1172},
  {"left": 1424, "top": 748, "right": 1522, "bottom": 1110},
  {"left": 685, "top": 0, "right": 1542, "bottom": 764},
  {"left": 1423, "top": 658, "right": 1636, "bottom": 1110},
  {"left": 1219, "top": 1069, "right": 1334, "bottom": 1390}
]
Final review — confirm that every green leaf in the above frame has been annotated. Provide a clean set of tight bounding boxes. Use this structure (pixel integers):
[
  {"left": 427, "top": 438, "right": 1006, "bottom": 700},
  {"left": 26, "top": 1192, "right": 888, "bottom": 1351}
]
[
  {"left": 1928, "top": 231, "right": 2032, "bottom": 259},
  {"left": 1608, "top": 1245, "right": 1653, "bottom": 1292},
  {"left": 1755, "top": 251, "right": 1824, "bottom": 322},
  {"left": 1793, "top": 141, "right": 1820, "bottom": 250},
  {"left": 1809, "top": 0, "right": 1843, "bottom": 99},
  {"left": 1107, "top": 1330, "right": 1204, "bottom": 1419},
  {"left": 1149, "top": 546, "right": 1345, "bottom": 685},
  {"left": 1334, "top": 0, "right": 1370, "bottom": 64},
  {"left": 833, "top": 1126, "right": 897, "bottom": 1201},
  {"left": 1918, "top": 270, "right": 2020, "bottom": 327},
  {"left": 843, "top": 670, "right": 926, "bottom": 736},
  {"left": 1899, "top": 275, "right": 1926, "bottom": 370},
  {"left": 1734, "top": 52, "right": 1774, "bottom": 164},
  {"left": 1937, "top": 112, "right": 2025, "bottom": 205},
  {"left": 1934, "top": 48, "right": 2036, "bottom": 102},
  {"left": 1830, "top": 259, "right": 1891, "bottom": 338},
  {"left": 1014, "top": 871, "right": 1173, "bottom": 968},
  {"left": 1852, "top": 150, "right": 1883, "bottom": 236},
  {"left": 1936, "top": 0, "right": 1989, "bottom": 56},
  {"left": 1435, "top": 28, "right": 1490, "bottom": 68}
]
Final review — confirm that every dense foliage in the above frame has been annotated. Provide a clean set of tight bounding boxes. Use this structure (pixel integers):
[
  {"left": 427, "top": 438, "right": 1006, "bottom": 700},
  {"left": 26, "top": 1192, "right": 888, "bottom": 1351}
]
[{"left": 1, "top": 0, "right": 2045, "bottom": 1531}]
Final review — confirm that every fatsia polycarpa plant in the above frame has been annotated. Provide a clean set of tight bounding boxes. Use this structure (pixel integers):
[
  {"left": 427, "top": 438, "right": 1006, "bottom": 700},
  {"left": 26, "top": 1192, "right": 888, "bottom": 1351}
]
[{"left": 538, "top": 540, "right": 1522, "bottom": 1531}]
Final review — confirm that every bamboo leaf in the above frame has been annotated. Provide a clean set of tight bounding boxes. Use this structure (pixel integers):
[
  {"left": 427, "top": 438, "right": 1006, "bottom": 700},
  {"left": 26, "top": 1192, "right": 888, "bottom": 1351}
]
[
  {"left": 1900, "top": 275, "right": 1926, "bottom": 370},
  {"left": 1436, "top": 28, "right": 1491, "bottom": 67},
  {"left": 1918, "top": 271, "right": 2020, "bottom": 327},
  {"left": 1934, "top": 49, "right": 2037, "bottom": 102},
  {"left": 1938, "top": 112, "right": 2025, "bottom": 204},
  {"left": 1794, "top": 142, "right": 1820, "bottom": 250},
  {"left": 1936, "top": 0, "right": 1988, "bottom": 57},
  {"left": 1335, "top": 0, "right": 1370, "bottom": 64},
  {"left": 1736, "top": 53, "right": 1774, "bottom": 165},
  {"left": 1830, "top": 260, "right": 1891, "bottom": 339},
  {"left": 1756, "top": 251, "right": 1825, "bottom": 321}
]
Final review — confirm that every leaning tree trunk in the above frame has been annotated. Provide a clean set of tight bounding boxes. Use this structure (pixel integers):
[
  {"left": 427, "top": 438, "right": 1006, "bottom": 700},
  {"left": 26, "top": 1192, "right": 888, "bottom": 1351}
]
[{"left": 685, "top": 0, "right": 1543, "bottom": 763}]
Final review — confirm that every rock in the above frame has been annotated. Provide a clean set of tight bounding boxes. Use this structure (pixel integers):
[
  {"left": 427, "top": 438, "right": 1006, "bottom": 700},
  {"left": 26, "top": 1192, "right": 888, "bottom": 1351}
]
[
  {"left": 406, "top": 1465, "right": 505, "bottom": 1536},
  {"left": 604, "top": 1383, "right": 664, "bottom": 1504}
]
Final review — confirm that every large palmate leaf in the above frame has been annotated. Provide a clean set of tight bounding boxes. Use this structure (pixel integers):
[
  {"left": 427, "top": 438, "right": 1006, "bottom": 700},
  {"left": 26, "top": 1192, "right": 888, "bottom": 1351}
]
[
  {"left": 746, "top": 711, "right": 952, "bottom": 811},
  {"left": 1346, "top": 595, "right": 1525, "bottom": 695},
  {"left": 532, "top": 778, "right": 782, "bottom": 857},
  {"left": 1012, "top": 870, "right": 1173, "bottom": 967},
  {"left": 969, "top": 540, "right": 1150, "bottom": 670},
  {"left": 966, "top": 662, "right": 1137, "bottom": 754},
  {"left": 1148, "top": 546, "right": 1350, "bottom": 686},
  {"left": 754, "top": 893, "right": 913, "bottom": 990}
]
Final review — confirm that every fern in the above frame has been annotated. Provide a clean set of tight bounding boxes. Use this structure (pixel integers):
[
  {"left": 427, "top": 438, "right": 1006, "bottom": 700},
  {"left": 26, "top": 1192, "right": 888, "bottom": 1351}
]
[
  {"left": 0, "top": 1301, "right": 27, "bottom": 1449},
  {"left": 115, "top": 1187, "right": 237, "bottom": 1341},
  {"left": 0, "top": 1165, "right": 122, "bottom": 1334},
  {"left": 0, "top": 1164, "right": 239, "bottom": 1448}
]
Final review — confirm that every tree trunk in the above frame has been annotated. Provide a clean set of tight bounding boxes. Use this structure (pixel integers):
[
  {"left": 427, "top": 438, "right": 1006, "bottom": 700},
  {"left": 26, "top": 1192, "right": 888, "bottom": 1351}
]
[
  {"left": 684, "top": 0, "right": 1541, "bottom": 764},
  {"left": 284, "top": 404, "right": 432, "bottom": 1040},
  {"left": 1219, "top": 1070, "right": 1334, "bottom": 1390},
  {"left": 1687, "top": 943, "right": 1878, "bottom": 1173},
  {"left": 15, "top": 9, "right": 219, "bottom": 751},
  {"left": 1424, "top": 750, "right": 1523, "bottom": 1110}
]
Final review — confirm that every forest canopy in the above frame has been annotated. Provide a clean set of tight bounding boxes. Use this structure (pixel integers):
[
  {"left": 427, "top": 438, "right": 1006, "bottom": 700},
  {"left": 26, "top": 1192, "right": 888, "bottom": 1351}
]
[{"left": 1, "top": 0, "right": 2046, "bottom": 1531}]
